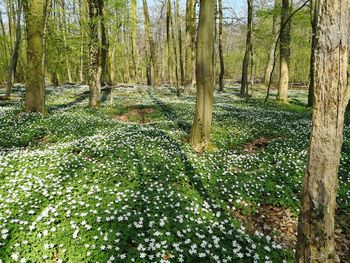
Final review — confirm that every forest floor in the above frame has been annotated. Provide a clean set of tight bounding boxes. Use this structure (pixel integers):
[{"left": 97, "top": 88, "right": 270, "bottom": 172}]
[{"left": 0, "top": 85, "right": 349, "bottom": 263}]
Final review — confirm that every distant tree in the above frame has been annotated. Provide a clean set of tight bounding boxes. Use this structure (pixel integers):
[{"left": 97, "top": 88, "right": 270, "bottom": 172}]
[
  {"left": 184, "top": 0, "right": 196, "bottom": 93},
  {"left": 5, "top": 0, "right": 22, "bottom": 98},
  {"left": 276, "top": 0, "right": 291, "bottom": 102},
  {"left": 130, "top": 0, "right": 137, "bottom": 83},
  {"left": 263, "top": 0, "right": 281, "bottom": 84},
  {"left": 218, "top": 0, "right": 225, "bottom": 92},
  {"left": 296, "top": 0, "right": 350, "bottom": 261},
  {"left": 240, "top": 0, "right": 253, "bottom": 98},
  {"left": 23, "top": 0, "right": 49, "bottom": 113},
  {"left": 189, "top": 0, "right": 215, "bottom": 151},
  {"left": 142, "top": 0, "right": 158, "bottom": 86}
]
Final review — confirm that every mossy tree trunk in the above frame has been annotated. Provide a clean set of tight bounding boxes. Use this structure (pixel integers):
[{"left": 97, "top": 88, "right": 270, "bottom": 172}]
[
  {"left": 88, "top": 0, "right": 101, "bottom": 107},
  {"left": 189, "top": 0, "right": 215, "bottom": 151},
  {"left": 23, "top": 0, "right": 49, "bottom": 113},
  {"left": 296, "top": 0, "right": 350, "bottom": 261},
  {"left": 276, "top": 0, "right": 290, "bottom": 103}
]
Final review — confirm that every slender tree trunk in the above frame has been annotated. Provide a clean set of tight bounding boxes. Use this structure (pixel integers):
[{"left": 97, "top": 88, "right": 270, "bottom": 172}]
[
  {"left": 166, "top": 0, "right": 173, "bottom": 84},
  {"left": 60, "top": 0, "right": 73, "bottom": 83},
  {"left": 276, "top": 0, "right": 291, "bottom": 103},
  {"left": 263, "top": 0, "right": 281, "bottom": 84},
  {"left": 88, "top": 0, "right": 101, "bottom": 107},
  {"left": 240, "top": 0, "right": 253, "bottom": 97},
  {"left": 307, "top": 0, "right": 317, "bottom": 107},
  {"left": 23, "top": 0, "right": 49, "bottom": 113},
  {"left": 189, "top": 0, "right": 215, "bottom": 151},
  {"left": 184, "top": 0, "right": 195, "bottom": 93},
  {"left": 218, "top": 0, "right": 224, "bottom": 92},
  {"left": 142, "top": 0, "right": 158, "bottom": 86},
  {"left": 79, "top": 0, "right": 87, "bottom": 83},
  {"left": 175, "top": 0, "right": 185, "bottom": 86},
  {"left": 171, "top": 0, "right": 180, "bottom": 96},
  {"left": 6, "top": 0, "right": 22, "bottom": 98},
  {"left": 99, "top": 0, "right": 109, "bottom": 85},
  {"left": 130, "top": 0, "right": 137, "bottom": 83},
  {"left": 296, "top": 0, "right": 350, "bottom": 262}
]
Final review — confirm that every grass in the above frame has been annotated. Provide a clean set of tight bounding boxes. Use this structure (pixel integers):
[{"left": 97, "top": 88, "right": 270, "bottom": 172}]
[{"left": 0, "top": 85, "right": 349, "bottom": 263}]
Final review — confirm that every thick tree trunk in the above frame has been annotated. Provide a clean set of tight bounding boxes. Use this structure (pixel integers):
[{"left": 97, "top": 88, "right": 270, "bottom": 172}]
[
  {"left": 88, "top": 0, "right": 101, "bottom": 107},
  {"left": 184, "top": 0, "right": 195, "bottom": 93},
  {"left": 218, "top": 0, "right": 224, "bottom": 92},
  {"left": 296, "top": 0, "right": 350, "bottom": 262},
  {"left": 6, "top": 0, "right": 22, "bottom": 98},
  {"left": 276, "top": 0, "right": 291, "bottom": 103},
  {"left": 189, "top": 0, "right": 215, "bottom": 151},
  {"left": 23, "top": 0, "right": 48, "bottom": 113},
  {"left": 263, "top": 0, "right": 281, "bottom": 84},
  {"left": 240, "top": 0, "right": 253, "bottom": 98}
]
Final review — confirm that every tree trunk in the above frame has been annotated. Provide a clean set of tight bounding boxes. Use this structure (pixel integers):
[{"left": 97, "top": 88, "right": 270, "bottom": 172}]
[
  {"left": 99, "top": 0, "right": 109, "bottom": 84},
  {"left": 240, "top": 0, "right": 253, "bottom": 98},
  {"left": 276, "top": 0, "right": 291, "bottom": 103},
  {"left": 166, "top": 0, "right": 173, "bottom": 85},
  {"left": 6, "top": 0, "right": 22, "bottom": 98},
  {"left": 142, "top": 0, "right": 158, "bottom": 86},
  {"left": 88, "top": 0, "right": 101, "bottom": 107},
  {"left": 130, "top": 0, "right": 137, "bottom": 83},
  {"left": 23, "top": 0, "right": 49, "bottom": 113},
  {"left": 263, "top": 0, "right": 281, "bottom": 84},
  {"left": 189, "top": 0, "right": 215, "bottom": 151},
  {"left": 184, "top": 0, "right": 195, "bottom": 93},
  {"left": 307, "top": 0, "right": 317, "bottom": 107},
  {"left": 171, "top": 0, "right": 180, "bottom": 96},
  {"left": 218, "top": 0, "right": 224, "bottom": 92},
  {"left": 60, "top": 0, "right": 73, "bottom": 83},
  {"left": 296, "top": 0, "right": 350, "bottom": 262},
  {"left": 175, "top": 0, "right": 185, "bottom": 86}
]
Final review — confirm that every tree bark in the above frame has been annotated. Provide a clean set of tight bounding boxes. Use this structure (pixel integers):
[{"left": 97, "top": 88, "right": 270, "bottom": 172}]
[
  {"left": 175, "top": 0, "right": 185, "bottom": 86},
  {"left": 23, "top": 0, "right": 49, "bottom": 113},
  {"left": 189, "top": 0, "right": 215, "bottom": 151},
  {"left": 296, "top": 0, "right": 350, "bottom": 262},
  {"left": 99, "top": 0, "right": 109, "bottom": 84},
  {"left": 276, "top": 0, "right": 291, "bottom": 103},
  {"left": 130, "top": 0, "right": 137, "bottom": 83},
  {"left": 88, "top": 0, "right": 102, "bottom": 107},
  {"left": 184, "top": 0, "right": 195, "bottom": 93},
  {"left": 218, "top": 0, "right": 224, "bottom": 92},
  {"left": 6, "top": 0, "right": 22, "bottom": 98},
  {"left": 307, "top": 0, "right": 317, "bottom": 107},
  {"left": 142, "top": 0, "right": 158, "bottom": 86},
  {"left": 263, "top": 0, "right": 281, "bottom": 84},
  {"left": 166, "top": 0, "right": 173, "bottom": 84},
  {"left": 240, "top": 0, "right": 253, "bottom": 98}
]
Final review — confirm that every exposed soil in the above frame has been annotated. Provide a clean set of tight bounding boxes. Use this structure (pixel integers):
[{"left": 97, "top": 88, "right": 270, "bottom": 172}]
[
  {"left": 113, "top": 106, "right": 156, "bottom": 123},
  {"left": 230, "top": 205, "right": 350, "bottom": 262},
  {"left": 244, "top": 137, "right": 274, "bottom": 153}
]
